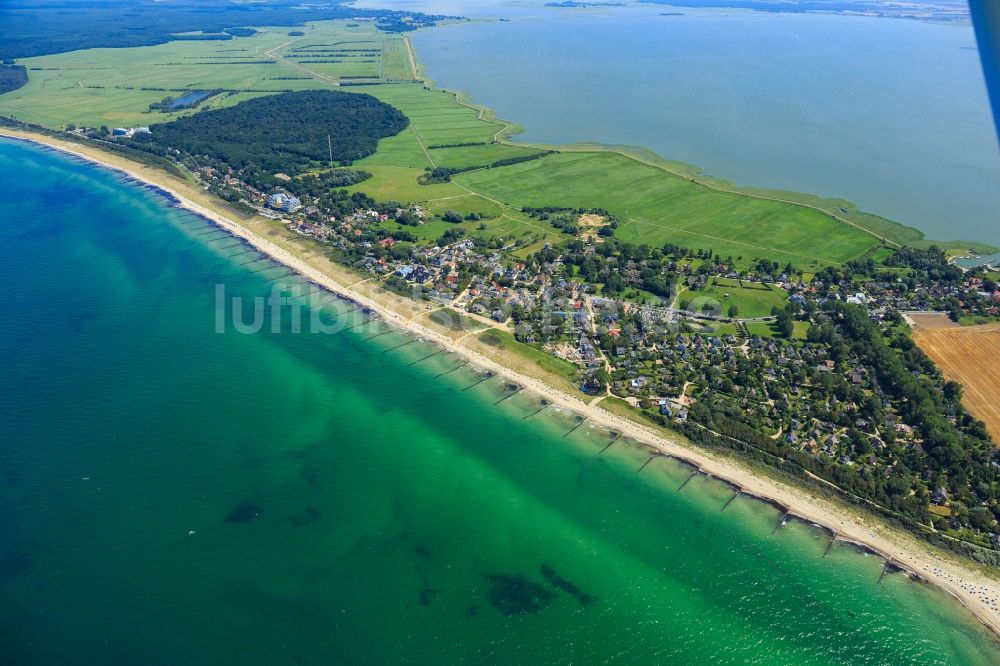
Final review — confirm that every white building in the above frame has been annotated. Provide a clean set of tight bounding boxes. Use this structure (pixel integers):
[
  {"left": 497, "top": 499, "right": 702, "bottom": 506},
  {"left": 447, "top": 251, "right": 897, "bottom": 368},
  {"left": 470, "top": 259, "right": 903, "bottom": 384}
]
[{"left": 267, "top": 192, "right": 301, "bottom": 213}]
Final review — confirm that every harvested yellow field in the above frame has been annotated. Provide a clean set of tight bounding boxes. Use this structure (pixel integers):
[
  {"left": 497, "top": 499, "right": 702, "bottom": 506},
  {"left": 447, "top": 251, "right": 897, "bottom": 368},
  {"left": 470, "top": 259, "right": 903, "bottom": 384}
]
[
  {"left": 913, "top": 320, "right": 1000, "bottom": 442},
  {"left": 907, "top": 312, "right": 955, "bottom": 330}
]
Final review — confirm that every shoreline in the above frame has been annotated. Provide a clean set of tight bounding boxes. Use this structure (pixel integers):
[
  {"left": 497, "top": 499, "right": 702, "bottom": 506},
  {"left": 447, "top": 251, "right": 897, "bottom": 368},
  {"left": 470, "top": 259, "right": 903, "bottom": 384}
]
[
  {"left": 4, "top": 128, "right": 1000, "bottom": 641},
  {"left": 405, "top": 29, "right": 998, "bottom": 255}
]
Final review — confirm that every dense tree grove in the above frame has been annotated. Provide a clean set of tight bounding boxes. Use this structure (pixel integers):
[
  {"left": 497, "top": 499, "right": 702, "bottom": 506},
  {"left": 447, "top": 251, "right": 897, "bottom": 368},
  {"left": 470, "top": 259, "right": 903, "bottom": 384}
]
[
  {"left": 0, "top": 65, "right": 27, "bottom": 94},
  {"left": 148, "top": 90, "right": 408, "bottom": 174},
  {"left": 294, "top": 168, "right": 371, "bottom": 191}
]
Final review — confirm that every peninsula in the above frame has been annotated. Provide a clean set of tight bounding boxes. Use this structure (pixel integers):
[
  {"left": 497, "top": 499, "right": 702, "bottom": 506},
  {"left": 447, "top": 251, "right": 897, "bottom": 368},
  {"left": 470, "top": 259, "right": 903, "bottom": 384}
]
[{"left": 2, "top": 1, "right": 1000, "bottom": 652}]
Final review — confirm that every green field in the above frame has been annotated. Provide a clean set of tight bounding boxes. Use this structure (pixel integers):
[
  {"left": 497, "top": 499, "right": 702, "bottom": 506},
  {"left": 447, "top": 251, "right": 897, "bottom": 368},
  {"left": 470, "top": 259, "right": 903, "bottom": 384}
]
[
  {"left": 427, "top": 143, "right": 542, "bottom": 171},
  {"left": 693, "top": 278, "right": 789, "bottom": 319},
  {"left": 0, "top": 21, "right": 415, "bottom": 128},
  {"left": 745, "top": 320, "right": 811, "bottom": 339},
  {"left": 0, "top": 29, "right": 297, "bottom": 127},
  {"left": 0, "top": 17, "right": 919, "bottom": 266},
  {"left": 478, "top": 329, "right": 580, "bottom": 385},
  {"left": 348, "top": 165, "right": 463, "bottom": 201},
  {"left": 456, "top": 152, "right": 880, "bottom": 267}
]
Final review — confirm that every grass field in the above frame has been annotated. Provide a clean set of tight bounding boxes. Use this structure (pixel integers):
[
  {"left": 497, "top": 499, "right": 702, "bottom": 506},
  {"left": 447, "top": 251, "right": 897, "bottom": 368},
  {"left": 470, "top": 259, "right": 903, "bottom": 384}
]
[
  {"left": 695, "top": 278, "right": 789, "bottom": 319},
  {"left": 912, "top": 321, "right": 1000, "bottom": 442},
  {"left": 457, "top": 152, "right": 880, "bottom": 267},
  {"left": 743, "top": 320, "right": 810, "bottom": 339},
  {"left": 0, "top": 17, "right": 925, "bottom": 266},
  {"left": 426, "top": 143, "right": 542, "bottom": 170},
  {"left": 477, "top": 329, "right": 580, "bottom": 385},
  {"left": 348, "top": 165, "right": 464, "bottom": 201}
]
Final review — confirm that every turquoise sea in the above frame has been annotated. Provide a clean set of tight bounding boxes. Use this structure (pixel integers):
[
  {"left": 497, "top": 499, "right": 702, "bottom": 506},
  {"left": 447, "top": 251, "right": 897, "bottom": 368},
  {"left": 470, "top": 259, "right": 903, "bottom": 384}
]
[
  {"left": 362, "top": 0, "right": 1000, "bottom": 246},
  {"left": 1, "top": 138, "right": 999, "bottom": 663}
]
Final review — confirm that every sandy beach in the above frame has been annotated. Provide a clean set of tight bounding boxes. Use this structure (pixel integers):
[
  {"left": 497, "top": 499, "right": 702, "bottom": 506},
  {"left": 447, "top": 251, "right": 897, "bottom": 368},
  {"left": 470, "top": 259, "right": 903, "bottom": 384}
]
[{"left": 4, "top": 127, "right": 1000, "bottom": 639}]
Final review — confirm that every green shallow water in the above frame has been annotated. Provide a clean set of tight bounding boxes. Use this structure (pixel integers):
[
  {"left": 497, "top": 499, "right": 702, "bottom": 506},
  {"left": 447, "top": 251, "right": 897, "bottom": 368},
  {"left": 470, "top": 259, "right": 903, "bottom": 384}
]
[{"left": 0, "top": 138, "right": 999, "bottom": 664}]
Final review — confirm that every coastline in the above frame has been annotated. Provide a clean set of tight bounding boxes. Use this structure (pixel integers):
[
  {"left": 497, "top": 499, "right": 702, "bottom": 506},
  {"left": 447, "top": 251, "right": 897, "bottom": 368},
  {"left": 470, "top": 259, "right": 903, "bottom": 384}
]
[
  {"left": 409, "top": 29, "right": 915, "bottom": 251},
  {"left": 407, "top": 30, "right": 998, "bottom": 255},
  {"left": 4, "top": 127, "right": 1000, "bottom": 640}
]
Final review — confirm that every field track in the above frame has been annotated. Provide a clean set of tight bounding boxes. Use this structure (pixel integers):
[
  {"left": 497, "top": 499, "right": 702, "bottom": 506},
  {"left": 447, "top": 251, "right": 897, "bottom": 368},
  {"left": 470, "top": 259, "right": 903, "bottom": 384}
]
[{"left": 912, "top": 319, "right": 1000, "bottom": 442}]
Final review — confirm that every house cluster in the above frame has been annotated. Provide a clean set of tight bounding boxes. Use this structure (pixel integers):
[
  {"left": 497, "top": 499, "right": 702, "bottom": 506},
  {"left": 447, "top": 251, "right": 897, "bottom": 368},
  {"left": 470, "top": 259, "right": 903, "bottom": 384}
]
[
  {"left": 74, "top": 134, "right": 996, "bottom": 547},
  {"left": 806, "top": 269, "right": 1000, "bottom": 320},
  {"left": 179, "top": 162, "right": 989, "bottom": 481}
]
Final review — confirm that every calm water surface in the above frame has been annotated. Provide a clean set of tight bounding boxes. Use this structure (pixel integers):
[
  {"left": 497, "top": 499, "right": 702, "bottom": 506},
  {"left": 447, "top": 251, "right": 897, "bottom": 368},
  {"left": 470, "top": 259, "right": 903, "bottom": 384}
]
[
  {"left": 1, "top": 138, "right": 999, "bottom": 663},
  {"left": 365, "top": 0, "right": 1000, "bottom": 245}
]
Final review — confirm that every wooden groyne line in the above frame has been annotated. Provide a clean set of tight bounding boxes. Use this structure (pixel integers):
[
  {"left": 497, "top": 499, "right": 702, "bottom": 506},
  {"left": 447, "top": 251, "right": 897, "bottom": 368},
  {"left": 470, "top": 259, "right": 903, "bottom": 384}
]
[
  {"left": 192, "top": 227, "right": 226, "bottom": 237},
  {"left": 598, "top": 431, "right": 621, "bottom": 455},
  {"left": 237, "top": 256, "right": 268, "bottom": 267},
  {"left": 344, "top": 318, "right": 374, "bottom": 332},
  {"left": 433, "top": 361, "right": 468, "bottom": 378},
  {"left": 383, "top": 339, "right": 417, "bottom": 354},
  {"left": 637, "top": 454, "right": 660, "bottom": 473},
  {"left": 461, "top": 371, "right": 495, "bottom": 391},
  {"left": 823, "top": 532, "right": 838, "bottom": 557},
  {"left": 493, "top": 386, "right": 523, "bottom": 405},
  {"left": 263, "top": 270, "right": 294, "bottom": 283},
  {"left": 330, "top": 304, "right": 361, "bottom": 315},
  {"left": 772, "top": 511, "right": 790, "bottom": 535},
  {"left": 879, "top": 558, "right": 893, "bottom": 584},
  {"left": 721, "top": 490, "right": 741, "bottom": 512},
  {"left": 247, "top": 262, "right": 282, "bottom": 275},
  {"left": 563, "top": 417, "right": 587, "bottom": 438},
  {"left": 677, "top": 469, "right": 699, "bottom": 492},
  {"left": 364, "top": 329, "right": 393, "bottom": 342},
  {"left": 408, "top": 348, "right": 446, "bottom": 366},
  {"left": 305, "top": 295, "right": 338, "bottom": 308},
  {"left": 522, "top": 401, "right": 549, "bottom": 419}
]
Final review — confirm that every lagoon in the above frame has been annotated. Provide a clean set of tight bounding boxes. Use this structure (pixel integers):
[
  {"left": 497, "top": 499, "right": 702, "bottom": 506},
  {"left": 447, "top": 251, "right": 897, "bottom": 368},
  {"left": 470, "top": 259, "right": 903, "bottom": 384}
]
[{"left": 386, "top": 0, "right": 1000, "bottom": 246}]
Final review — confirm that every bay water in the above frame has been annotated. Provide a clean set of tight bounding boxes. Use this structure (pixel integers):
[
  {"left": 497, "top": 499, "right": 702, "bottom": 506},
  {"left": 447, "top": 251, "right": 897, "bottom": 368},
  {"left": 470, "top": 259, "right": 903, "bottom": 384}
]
[{"left": 379, "top": 0, "right": 1000, "bottom": 246}]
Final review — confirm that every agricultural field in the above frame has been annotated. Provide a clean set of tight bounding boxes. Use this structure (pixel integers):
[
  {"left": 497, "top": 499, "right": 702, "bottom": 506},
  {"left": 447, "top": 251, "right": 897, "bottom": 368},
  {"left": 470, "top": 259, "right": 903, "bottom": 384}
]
[
  {"left": 0, "top": 29, "right": 296, "bottom": 127},
  {"left": 351, "top": 83, "right": 519, "bottom": 170},
  {"left": 360, "top": 84, "right": 506, "bottom": 156},
  {"left": 420, "top": 193, "right": 505, "bottom": 220},
  {"left": 0, "top": 20, "right": 416, "bottom": 128},
  {"left": 270, "top": 24, "right": 390, "bottom": 81},
  {"left": 457, "top": 151, "right": 881, "bottom": 267},
  {"left": 348, "top": 165, "right": 464, "bottom": 202},
  {"left": 427, "top": 143, "right": 542, "bottom": 171},
  {"left": 912, "top": 318, "right": 1000, "bottom": 442}
]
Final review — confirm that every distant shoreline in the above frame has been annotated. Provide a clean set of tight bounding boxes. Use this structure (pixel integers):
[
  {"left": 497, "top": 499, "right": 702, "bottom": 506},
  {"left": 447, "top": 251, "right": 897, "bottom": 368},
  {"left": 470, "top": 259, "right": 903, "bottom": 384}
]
[
  {"left": 4, "top": 127, "right": 1000, "bottom": 641},
  {"left": 406, "top": 20, "right": 995, "bottom": 253}
]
